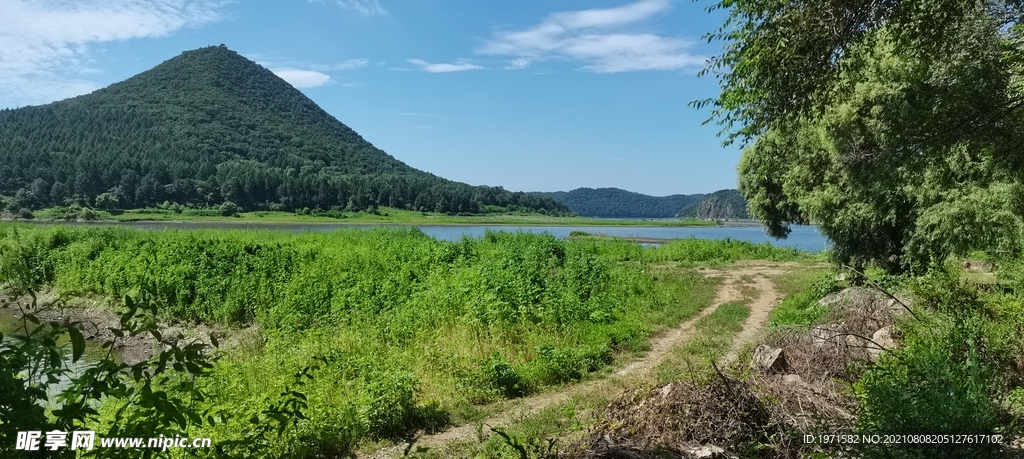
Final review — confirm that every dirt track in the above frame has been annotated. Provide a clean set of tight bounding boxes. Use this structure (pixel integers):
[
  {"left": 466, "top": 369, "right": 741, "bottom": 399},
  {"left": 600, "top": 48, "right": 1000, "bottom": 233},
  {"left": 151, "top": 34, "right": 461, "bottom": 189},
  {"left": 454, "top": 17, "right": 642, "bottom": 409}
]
[{"left": 364, "top": 261, "right": 795, "bottom": 458}]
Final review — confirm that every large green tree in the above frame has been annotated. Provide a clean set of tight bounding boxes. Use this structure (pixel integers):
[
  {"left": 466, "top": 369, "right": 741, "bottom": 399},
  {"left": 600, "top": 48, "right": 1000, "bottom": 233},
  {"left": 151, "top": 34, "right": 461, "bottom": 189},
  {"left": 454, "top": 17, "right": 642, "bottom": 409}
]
[{"left": 704, "top": 0, "right": 1024, "bottom": 271}]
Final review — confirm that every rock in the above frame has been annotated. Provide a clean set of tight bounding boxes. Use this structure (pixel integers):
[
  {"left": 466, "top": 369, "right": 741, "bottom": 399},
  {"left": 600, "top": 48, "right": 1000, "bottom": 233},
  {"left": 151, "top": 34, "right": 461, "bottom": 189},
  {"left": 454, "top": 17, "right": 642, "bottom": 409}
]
[
  {"left": 659, "top": 383, "right": 674, "bottom": 400},
  {"left": 782, "top": 374, "right": 802, "bottom": 384},
  {"left": 845, "top": 333, "right": 867, "bottom": 348},
  {"left": 684, "top": 445, "right": 736, "bottom": 459},
  {"left": 811, "top": 323, "right": 845, "bottom": 346},
  {"left": 868, "top": 325, "right": 899, "bottom": 362},
  {"left": 751, "top": 345, "right": 788, "bottom": 374}
]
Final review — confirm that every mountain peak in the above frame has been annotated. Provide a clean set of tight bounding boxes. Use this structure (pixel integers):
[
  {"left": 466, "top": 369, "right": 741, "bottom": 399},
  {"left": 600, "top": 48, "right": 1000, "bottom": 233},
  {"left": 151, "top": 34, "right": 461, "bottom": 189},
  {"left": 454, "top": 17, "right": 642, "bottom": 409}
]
[{"left": 0, "top": 47, "right": 570, "bottom": 216}]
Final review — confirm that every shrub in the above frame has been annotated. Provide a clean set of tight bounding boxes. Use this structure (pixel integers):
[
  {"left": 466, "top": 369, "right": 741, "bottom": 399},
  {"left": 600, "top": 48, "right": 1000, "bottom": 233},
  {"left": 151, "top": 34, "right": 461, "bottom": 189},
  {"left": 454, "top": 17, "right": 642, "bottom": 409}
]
[
  {"left": 481, "top": 353, "right": 530, "bottom": 398},
  {"left": 358, "top": 370, "right": 421, "bottom": 438},
  {"left": 78, "top": 208, "right": 98, "bottom": 220},
  {"left": 17, "top": 208, "right": 33, "bottom": 219},
  {"left": 533, "top": 344, "right": 613, "bottom": 384},
  {"left": 220, "top": 201, "right": 239, "bottom": 216},
  {"left": 853, "top": 268, "right": 1021, "bottom": 456},
  {"left": 855, "top": 314, "right": 1001, "bottom": 435}
]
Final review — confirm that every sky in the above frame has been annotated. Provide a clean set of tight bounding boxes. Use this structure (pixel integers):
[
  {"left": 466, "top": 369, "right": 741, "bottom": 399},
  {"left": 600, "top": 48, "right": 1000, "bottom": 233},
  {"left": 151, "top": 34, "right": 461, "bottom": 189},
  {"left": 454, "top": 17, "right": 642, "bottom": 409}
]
[{"left": 0, "top": 0, "right": 741, "bottom": 196}]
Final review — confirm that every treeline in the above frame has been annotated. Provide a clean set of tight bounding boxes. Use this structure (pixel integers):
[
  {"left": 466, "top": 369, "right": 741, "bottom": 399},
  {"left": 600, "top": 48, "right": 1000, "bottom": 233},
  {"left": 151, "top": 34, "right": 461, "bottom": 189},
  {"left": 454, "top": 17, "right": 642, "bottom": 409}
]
[
  {"left": 0, "top": 46, "right": 570, "bottom": 216},
  {"left": 531, "top": 187, "right": 704, "bottom": 218},
  {"left": 0, "top": 154, "right": 564, "bottom": 215}
]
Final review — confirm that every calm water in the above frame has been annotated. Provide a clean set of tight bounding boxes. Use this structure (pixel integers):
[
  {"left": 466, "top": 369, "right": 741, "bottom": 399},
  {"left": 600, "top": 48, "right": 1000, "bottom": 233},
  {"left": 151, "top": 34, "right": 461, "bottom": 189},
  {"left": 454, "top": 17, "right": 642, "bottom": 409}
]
[{"left": 58, "top": 221, "right": 829, "bottom": 252}]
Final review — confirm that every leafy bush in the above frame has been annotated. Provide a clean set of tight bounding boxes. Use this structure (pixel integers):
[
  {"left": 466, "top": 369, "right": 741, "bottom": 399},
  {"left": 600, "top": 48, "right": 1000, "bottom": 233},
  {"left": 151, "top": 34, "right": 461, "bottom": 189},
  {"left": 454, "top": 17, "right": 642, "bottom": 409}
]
[
  {"left": 481, "top": 353, "right": 530, "bottom": 399},
  {"left": 359, "top": 370, "right": 421, "bottom": 438},
  {"left": 855, "top": 314, "right": 1002, "bottom": 435},
  {"left": 220, "top": 201, "right": 239, "bottom": 216},
  {"left": 533, "top": 344, "right": 613, "bottom": 384},
  {"left": 854, "top": 269, "right": 1022, "bottom": 456}
]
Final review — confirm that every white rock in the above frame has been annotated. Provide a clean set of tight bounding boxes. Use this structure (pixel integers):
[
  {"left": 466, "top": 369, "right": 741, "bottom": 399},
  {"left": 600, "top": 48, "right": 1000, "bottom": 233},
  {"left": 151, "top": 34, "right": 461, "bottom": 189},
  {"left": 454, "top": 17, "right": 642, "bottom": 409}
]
[
  {"left": 751, "top": 344, "right": 788, "bottom": 373},
  {"left": 868, "top": 325, "right": 899, "bottom": 362}
]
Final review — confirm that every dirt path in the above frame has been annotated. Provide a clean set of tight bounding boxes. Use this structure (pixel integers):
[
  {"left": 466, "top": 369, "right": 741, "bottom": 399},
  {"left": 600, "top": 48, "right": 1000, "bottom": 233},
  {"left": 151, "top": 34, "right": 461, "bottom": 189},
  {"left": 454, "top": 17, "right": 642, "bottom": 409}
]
[
  {"left": 364, "top": 261, "right": 794, "bottom": 458},
  {"left": 720, "top": 262, "right": 790, "bottom": 365}
]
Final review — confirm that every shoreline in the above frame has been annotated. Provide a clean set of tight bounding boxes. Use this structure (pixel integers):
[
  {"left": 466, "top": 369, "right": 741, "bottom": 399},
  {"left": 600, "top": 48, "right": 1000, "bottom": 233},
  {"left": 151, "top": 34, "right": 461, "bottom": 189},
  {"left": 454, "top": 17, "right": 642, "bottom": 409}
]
[{"left": 4, "top": 216, "right": 764, "bottom": 228}]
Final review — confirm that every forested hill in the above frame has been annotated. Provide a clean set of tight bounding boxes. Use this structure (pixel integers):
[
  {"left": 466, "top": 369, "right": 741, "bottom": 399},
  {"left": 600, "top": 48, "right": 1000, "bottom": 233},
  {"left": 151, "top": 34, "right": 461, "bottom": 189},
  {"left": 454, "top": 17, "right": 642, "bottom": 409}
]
[
  {"left": 530, "top": 188, "right": 704, "bottom": 218},
  {"left": 676, "top": 189, "right": 750, "bottom": 220},
  {"left": 0, "top": 46, "right": 570, "bottom": 215}
]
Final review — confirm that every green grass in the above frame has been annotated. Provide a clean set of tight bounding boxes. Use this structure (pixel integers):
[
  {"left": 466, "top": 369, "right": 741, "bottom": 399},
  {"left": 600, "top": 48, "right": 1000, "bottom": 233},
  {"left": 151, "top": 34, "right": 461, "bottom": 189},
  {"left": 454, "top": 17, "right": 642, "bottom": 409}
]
[
  {"left": 655, "top": 302, "right": 751, "bottom": 383},
  {"left": 647, "top": 238, "right": 805, "bottom": 264},
  {"left": 0, "top": 223, "right": 746, "bottom": 457},
  {"left": 29, "top": 205, "right": 719, "bottom": 227},
  {"left": 767, "top": 267, "right": 838, "bottom": 328}
]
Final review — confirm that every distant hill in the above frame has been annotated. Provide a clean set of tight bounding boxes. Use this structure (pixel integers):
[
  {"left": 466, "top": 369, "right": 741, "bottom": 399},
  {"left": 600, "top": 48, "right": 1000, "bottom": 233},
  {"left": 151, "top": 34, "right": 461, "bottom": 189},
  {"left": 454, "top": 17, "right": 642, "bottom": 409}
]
[
  {"left": 676, "top": 189, "right": 750, "bottom": 220},
  {"left": 0, "top": 45, "right": 570, "bottom": 215},
  {"left": 530, "top": 188, "right": 705, "bottom": 218}
]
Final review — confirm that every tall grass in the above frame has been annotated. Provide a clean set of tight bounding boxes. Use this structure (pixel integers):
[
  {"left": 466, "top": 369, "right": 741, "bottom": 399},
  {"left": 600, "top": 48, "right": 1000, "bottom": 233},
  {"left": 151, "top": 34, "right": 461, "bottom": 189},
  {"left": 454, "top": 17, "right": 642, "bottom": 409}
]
[
  {"left": 0, "top": 224, "right": 802, "bottom": 456},
  {"left": 647, "top": 238, "right": 803, "bottom": 264}
]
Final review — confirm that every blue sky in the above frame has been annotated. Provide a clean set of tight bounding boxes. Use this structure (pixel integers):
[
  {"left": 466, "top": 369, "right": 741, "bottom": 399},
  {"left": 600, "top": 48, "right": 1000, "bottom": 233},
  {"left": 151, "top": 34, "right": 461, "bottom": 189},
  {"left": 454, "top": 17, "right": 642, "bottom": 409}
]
[{"left": 0, "top": 0, "right": 739, "bottom": 196}]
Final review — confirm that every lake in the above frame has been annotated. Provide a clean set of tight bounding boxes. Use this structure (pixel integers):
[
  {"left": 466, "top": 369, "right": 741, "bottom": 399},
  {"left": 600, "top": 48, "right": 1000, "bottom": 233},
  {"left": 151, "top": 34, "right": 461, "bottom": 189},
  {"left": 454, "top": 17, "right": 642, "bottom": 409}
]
[{"left": 54, "top": 221, "right": 829, "bottom": 252}]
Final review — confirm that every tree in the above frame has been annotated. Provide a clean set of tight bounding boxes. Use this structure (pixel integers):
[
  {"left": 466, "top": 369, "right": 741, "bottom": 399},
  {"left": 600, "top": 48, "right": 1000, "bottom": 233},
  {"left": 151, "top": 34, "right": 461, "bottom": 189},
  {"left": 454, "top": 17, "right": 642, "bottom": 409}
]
[{"left": 706, "top": 0, "right": 1024, "bottom": 271}]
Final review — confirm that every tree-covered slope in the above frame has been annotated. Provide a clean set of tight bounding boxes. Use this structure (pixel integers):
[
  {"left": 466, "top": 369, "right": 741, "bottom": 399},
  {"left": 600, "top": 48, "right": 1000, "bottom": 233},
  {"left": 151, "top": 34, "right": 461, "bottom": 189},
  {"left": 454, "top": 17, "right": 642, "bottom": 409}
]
[
  {"left": 676, "top": 189, "right": 749, "bottom": 220},
  {"left": 0, "top": 45, "right": 570, "bottom": 215},
  {"left": 531, "top": 188, "right": 704, "bottom": 218}
]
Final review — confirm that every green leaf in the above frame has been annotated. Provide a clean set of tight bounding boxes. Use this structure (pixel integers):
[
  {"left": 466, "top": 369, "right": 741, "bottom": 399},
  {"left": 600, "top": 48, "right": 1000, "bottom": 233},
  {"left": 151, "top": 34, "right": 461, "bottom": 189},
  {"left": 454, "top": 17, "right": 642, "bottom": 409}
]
[{"left": 68, "top": 326, "right": 86, "bottom": 363}]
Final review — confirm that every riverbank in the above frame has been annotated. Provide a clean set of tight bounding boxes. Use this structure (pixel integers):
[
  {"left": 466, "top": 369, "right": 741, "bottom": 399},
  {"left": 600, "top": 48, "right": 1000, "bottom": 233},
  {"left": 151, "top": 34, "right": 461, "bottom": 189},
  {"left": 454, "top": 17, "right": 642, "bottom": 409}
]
[{"left": 13, "top": 207, "right": 725, "bottom": 227}]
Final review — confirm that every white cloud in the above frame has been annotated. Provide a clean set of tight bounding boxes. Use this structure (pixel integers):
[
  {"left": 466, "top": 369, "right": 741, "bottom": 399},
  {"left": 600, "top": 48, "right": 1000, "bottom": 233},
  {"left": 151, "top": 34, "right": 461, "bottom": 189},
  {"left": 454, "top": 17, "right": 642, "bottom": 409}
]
[
  {"left": 270, "top": 68, "right": 332, "bottom": 88},
  {"left": 335, "top": 0, "right": 385, "bottom": 16},
  {"left": 478, "top": 0, "right": 704, "bottom": 74},
  {"left": 255, "top": 56, "right": 368, "bottom": 88},
  {"left": 505, "top": 58, "right": 533, "bottom": 70},
  {"left": 407, "top": 59, "right": 484, "bottom": 73},
  {"left": 332, "top": 58, "right": 369, "bottom": 70},
  {"left": 0, "top": 0, "right": 224, "bottom": 108}
]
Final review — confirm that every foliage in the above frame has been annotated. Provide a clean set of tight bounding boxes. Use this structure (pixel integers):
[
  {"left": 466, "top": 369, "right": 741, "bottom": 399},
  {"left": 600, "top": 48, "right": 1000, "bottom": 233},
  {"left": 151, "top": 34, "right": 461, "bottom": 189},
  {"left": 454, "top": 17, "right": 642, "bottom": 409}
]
[
  {"left": 0, "top": 248, "right": 314, "bottom": 458},
  {"left": 646, "top": 237, "right": 803, "bottom": 264},
  {"left": 530, "top": 187, "right": 705, "bottom": 218},
  {"left": 0, "top": 224, "right": 762, "bottom": 456},
  {"left": 853, "top": 268, "right": 1023, "bottom": 457},
  {"left": 0, "top": 46, "right": 571, "bottom": 216},
  {"left": 705, "top": 0, "right": 1024, "bottom": 271}
]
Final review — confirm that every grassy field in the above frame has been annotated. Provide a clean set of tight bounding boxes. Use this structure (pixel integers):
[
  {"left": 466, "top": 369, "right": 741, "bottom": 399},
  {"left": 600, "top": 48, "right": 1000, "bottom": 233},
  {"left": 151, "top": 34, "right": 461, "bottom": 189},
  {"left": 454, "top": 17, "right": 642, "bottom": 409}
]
[
  {"left": 0, "top": 223, "right": 804, "bottom": 457},
  {"left": 29, "top": 205, "right": 719, "bottom": 227}
]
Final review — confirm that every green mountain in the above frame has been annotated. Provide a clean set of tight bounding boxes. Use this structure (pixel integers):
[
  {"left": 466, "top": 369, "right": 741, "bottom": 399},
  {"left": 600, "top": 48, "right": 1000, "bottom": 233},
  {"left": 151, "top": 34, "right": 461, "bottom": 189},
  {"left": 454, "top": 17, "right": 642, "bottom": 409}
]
[
  {"left": 676, "top": 189, "right": 750, "bottom": 220},
  {"left": 530, "top": 188, "right": 705, "bottom": 218},
  {"left": 0, "top": 45, "right": 570, "bottom": 215}
]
